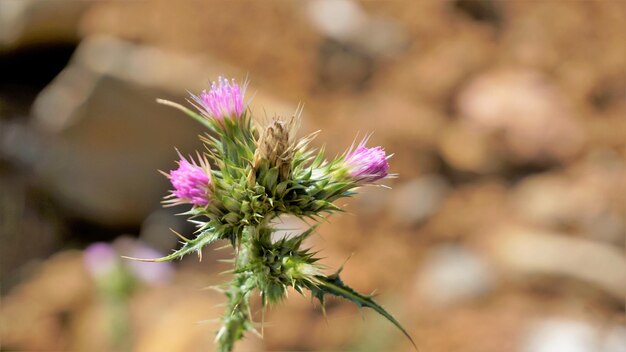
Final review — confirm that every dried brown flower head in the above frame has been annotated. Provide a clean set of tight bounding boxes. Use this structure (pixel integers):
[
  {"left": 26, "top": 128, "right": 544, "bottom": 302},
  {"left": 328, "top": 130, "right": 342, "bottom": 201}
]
[{"left": 250, "top": 115, "right": 299, "bottom": 184}]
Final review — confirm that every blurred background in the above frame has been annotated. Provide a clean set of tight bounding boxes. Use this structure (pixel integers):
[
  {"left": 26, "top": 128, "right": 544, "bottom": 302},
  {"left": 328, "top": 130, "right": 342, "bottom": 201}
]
[{"left": 1, "top": 1, "right": 625, "bottom": 351}]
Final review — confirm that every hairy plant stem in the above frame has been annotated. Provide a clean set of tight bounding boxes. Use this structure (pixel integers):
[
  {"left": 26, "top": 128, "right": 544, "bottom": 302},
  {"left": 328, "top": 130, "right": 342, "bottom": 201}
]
[{"left": 216, "top": 226, "right": 257, "bottom": 352}]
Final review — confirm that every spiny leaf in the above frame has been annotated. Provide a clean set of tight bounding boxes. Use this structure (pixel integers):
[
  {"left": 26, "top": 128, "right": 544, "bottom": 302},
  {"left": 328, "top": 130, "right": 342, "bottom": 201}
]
[
  {"left": 123, "top": 230, "right": 220, "bottom": 262},
  {"left": 313, "top": 274, "right": 416, "bottom": 349}
]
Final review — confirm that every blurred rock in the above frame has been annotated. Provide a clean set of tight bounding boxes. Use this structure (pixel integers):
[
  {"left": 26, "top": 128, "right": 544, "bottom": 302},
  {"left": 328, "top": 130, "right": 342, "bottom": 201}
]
[
  {"left": 307, "top": 0, "right": 408, "bottom": 91},
  {"left": 425, "top": 180, "right": 509, "bottom": 240},
  {"left": 315, "top": 38, "right": 376, "bottom": 91},
  {"left": 0, "top": 246, "right": 228, "bottom": 352},
  {"left": 0, "top": 0, "right": 89, "bottom": 50},
  {"left": 0, "top": 171, "right": 60, "bottom": 288},
  {"left": 139, "top": 208, "right": 188, "bottom": 254},
  {"left": 264, "top": 293, "right": 361, "bottom": 351},
  {"left": 132, "top": 293, "right": 224, "bottom": 352},
  {"left": 589, "top": 76, "right": 625, "bottom": 114},
  {"left": 487, "top": 225, "right": 626, "bottom": 301},
  {"left": 79, "top": 1, "right": 318, "bottom": 101},
  {"left": 389, "top": 175, "right": 450, "bottom": 227},
  {"left": 603, "top": 326, "right": 626, "bottom": 352},
  {"left": 457, "top": 68, "right": 584, "bottom": 164},
  {"left": 30, "top": 59, "right": 198, "bottom": 224},
  {"left": 27, "top": 35, "right": 294, "bottom": 226},
  {"left": 405, "top": 29, "right": 494, "bottom": 103},
  {"left": 523, "top": 318, "right": 626, "bottom": 352},
  {"left": 351, "top": 18, "right": 410, "bottom": 59},
  {"left": 355, "top": 94, "right": 444, "bottom": 150},
  {"left": 352, "top": 184, "right": 391, "bottom": 217},
  {"left": 511, "top": 151, "right": 626, "bottom": 246},
  {"left": 306, "top": 0, "right": 408, "bottom": 58},
  {"left": 306, "top": 0, "right": 367, "bottom": 42},
  {"left": 502, "top": 1, "right": 623, "bottom": 77},
  {"left": 68, "top": 301, "right": 115, "bottom": 352},
  {"left": 522, "top": 319, "right": 599, "bottom": 352},
  {"left": 511, "top": 174, "right": 578, "bottom": 229},
  {"left": 415, "top": 245, "right": 495, "bottom": 306},
  {"left": 0, "top": 251, "right": 91, "bottom": 351},
  {"left": 438, "top": 120, "right": 499, "bottom": 173},
  {"left": 452, "top": 0, "right": 503, "bottom": 29}
]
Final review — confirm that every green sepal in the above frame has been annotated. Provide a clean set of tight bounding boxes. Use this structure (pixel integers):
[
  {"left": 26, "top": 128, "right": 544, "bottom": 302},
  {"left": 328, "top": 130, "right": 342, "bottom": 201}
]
[
  {"left": 222, "top": 196, "right": 241, "bottom": 213},
  {"left": 259, "top": 166, "right": 279, "bottom": 191}
]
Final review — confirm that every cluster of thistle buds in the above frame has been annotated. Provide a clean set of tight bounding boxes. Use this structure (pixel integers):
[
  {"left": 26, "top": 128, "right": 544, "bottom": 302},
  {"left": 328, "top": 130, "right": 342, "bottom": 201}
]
[{"left": 136, "top": 76, "right": 413, "bottom": 351}]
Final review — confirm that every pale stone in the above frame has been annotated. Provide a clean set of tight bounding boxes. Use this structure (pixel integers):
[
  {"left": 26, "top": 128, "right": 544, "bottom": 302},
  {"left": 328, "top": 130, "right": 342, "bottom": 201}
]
[{"left": 415, "top": 245, "right": 495, "bottom": 306}]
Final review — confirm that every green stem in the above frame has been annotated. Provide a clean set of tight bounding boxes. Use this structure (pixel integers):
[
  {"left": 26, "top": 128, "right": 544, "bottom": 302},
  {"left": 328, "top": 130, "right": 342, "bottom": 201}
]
[
  {"left": 216, "top": 226, "right": 257, "bottom": 352},
  {"left": 106, "top": 294, "right": 132, "bottom": 352}
]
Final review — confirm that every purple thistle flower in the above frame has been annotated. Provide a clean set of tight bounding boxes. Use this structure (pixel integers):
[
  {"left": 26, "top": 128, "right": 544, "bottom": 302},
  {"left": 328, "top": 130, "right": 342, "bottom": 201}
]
[
  {"left": 193, "top": 76, "right": 245, "bottom": 121},
  {"left": 164, "top": 153, "right": 212, "bottom": 206},
  {"left": 344, "top": 140, "right": 390, "bottom": 183},
  {"left": 84, "top": 242, "right": 118, "bottom": 278},
  {"left": 125, "top": 244, "right": 173, "bottom": 285}
]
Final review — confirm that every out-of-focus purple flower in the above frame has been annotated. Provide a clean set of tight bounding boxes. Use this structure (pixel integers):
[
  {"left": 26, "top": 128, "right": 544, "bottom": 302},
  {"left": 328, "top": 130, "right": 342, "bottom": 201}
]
[
  {"left": 85, "top": 238, "right": 175, "bottom": 286},
  {"left": 165, "top": 153, "right": 212, "bottom": 206},
  {"left": 193, "top": 77, "right": 245, "bottom": 121},
  {"left": 126, "top": 245, "right": 173, "bottom": 285},
  {"left": 84, "top": 242, "right": 118, "bottom": 278},
  {"left": 344, "top": 140, "right": 390, "bottom": 183}
]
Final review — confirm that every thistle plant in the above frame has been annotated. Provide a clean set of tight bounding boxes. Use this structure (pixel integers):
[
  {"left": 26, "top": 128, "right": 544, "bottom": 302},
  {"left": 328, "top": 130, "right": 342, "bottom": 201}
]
[{"left": 136, "top": 77, "right": 413, "bottom": 351}]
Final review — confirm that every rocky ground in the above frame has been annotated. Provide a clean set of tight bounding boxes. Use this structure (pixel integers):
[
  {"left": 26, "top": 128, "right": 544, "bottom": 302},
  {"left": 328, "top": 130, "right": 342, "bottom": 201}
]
[{"left": 1, "top": 1, "right": 624, "bottom": 351}]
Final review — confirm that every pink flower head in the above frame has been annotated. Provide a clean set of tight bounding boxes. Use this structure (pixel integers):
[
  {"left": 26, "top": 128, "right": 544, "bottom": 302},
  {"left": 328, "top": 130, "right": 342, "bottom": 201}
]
[
  {"left": 84, "top": 242, "right": 118, "bottom": 278},
  {"left": 194, "top": 77, "right": 245, "bottom": 121},
  {"left": 125, "top": 243, "right": 173, "bottom": 285},
  {"left": 165, "top": 153, "right": 212, "bottom": 206},
  {"left": 344, "top": 140, "right": 390, "bottom": 183}
]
